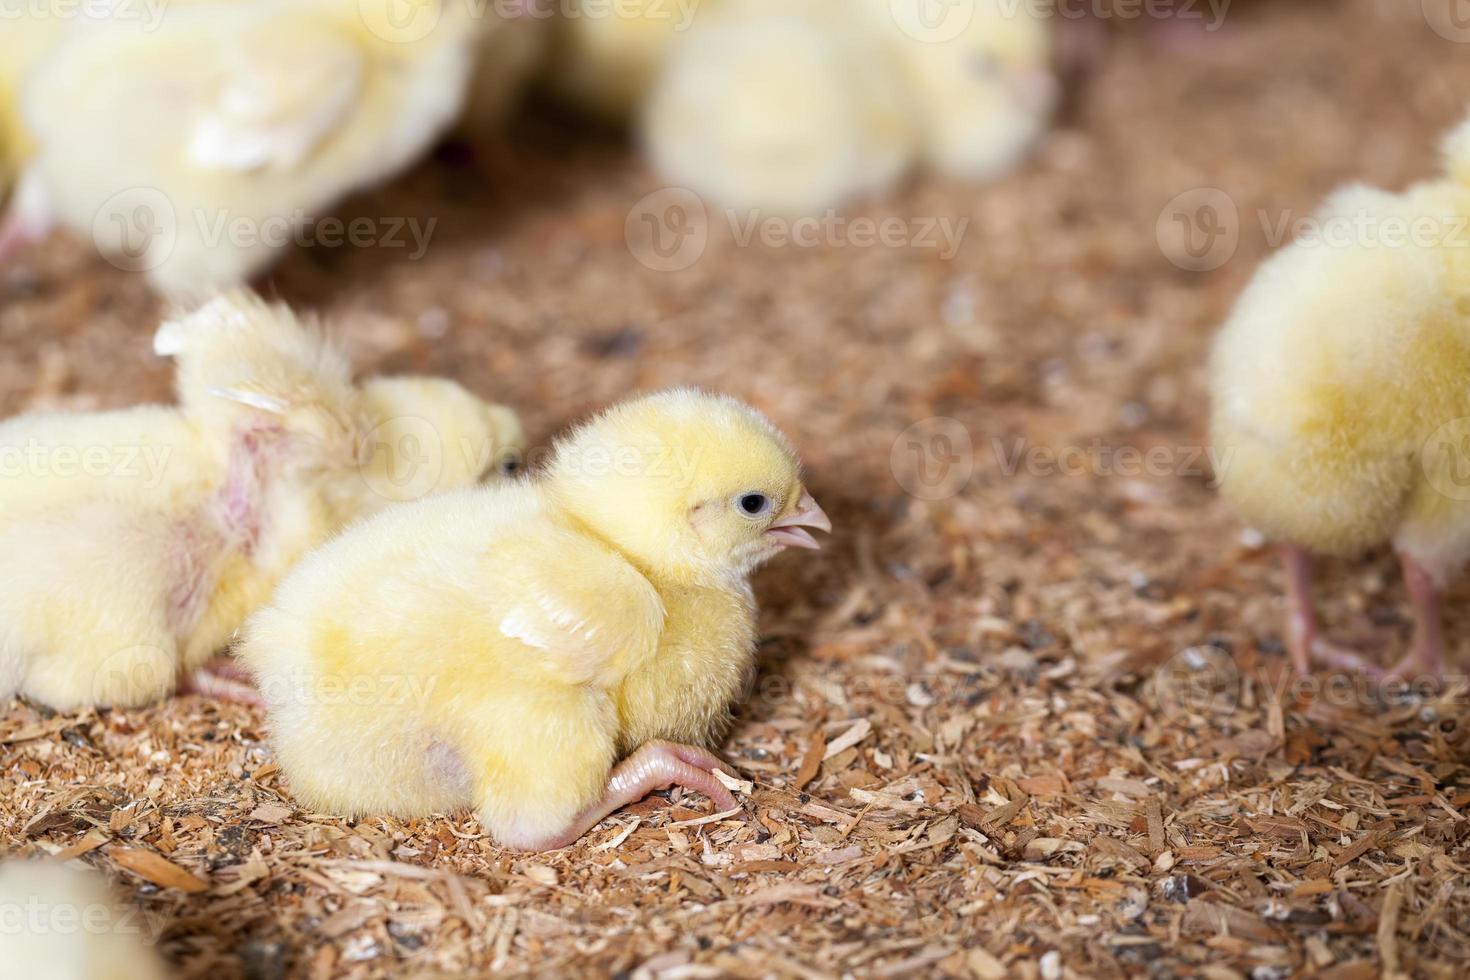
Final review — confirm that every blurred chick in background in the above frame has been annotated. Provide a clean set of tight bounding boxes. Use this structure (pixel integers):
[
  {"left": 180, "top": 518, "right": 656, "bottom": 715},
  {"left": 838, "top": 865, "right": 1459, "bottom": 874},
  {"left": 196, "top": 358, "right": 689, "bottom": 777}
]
[
  {"left": 640, "top": 0, "right": 1057, "bottom": 214},
  {"left": 241, "top": 390, "right": 831, "bottom": 851},
  {"left": 1211, "top": 114, "right": 1470, "bottom": 681},
  {"left": 0, "top": 861, "right": 170, "bottom": 980},
  {"left": 642, "top": 0, "right": 915, "bottom": 215},
  {"left": 2, "top": 0, "right": 529, "bottom": 297},
  {"left": 0, "top": 292, "right": 524, "bottom": 710},
  {"left": 545, "top": 0, "right": 702, "bottom": 121},
  {"left": 878, "top": 0, "right": 1059, "bottom": 181}
]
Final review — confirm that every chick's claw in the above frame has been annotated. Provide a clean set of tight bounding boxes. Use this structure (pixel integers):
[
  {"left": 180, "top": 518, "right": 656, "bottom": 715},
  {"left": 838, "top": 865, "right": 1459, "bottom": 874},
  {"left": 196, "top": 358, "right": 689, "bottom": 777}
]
[
  {"left": 609, "top": 741, "right": 739, "bottom": 812},
  {"left": 178, "top": 657, "right": 263, "bottom": 706},
  {"left": 530, "top": 742, "right": 739, "bottom": 852}
]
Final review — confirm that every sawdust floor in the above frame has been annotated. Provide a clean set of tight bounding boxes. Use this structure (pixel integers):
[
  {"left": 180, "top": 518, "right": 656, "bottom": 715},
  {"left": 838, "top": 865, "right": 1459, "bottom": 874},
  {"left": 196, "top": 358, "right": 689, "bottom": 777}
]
[{"left": 6, "top": 2, "right": 1470, "bottom": 977}]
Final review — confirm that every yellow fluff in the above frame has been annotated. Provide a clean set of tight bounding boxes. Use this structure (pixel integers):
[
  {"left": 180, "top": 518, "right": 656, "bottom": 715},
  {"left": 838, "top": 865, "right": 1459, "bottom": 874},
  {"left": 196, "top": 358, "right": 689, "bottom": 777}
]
[
  {"left": 0, "top": 861, "right": 170, "bottom": 980},
  {"left": 1211, "top": 177, "right": 1470, "bottom": 578},
  {"left": 545, "top": 0, "right": 707, "bottom": 121},
  {"left": 0, "top": 292, "right": 524, "bottom": 710},
  {"left": 240, "top": 389, "right": 830, "bottom": 850},
  {"left": 875, "top": 0, "right": 1058, "bottom": 180},
  {"left": 13, "top": 0, "right": 485, "bottom": 297},
  {"left": 1211, "top": 112, "right": 1470, "bottom": 679},
  {"left": 641, "top": 0, "right": 916, "bottom": 214}
]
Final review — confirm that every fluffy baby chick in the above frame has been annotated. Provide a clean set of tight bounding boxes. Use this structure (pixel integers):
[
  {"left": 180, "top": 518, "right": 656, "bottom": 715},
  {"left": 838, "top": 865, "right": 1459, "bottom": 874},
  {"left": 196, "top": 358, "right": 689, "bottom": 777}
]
[
  {"left": 0, "top": 861, "right": 169, "bottom": 980},
  {"left": 0, "top": 293, "right": 524, "bottom": 710},
  {"left": 240, "top": 389, "right": 831, "bottom": 851},
  {"left": 642, "top": 0, "right": 916, "bottom": 214},
  {"left": 9, "top": 0, "right": 483, "bottom": 297},
  {"left": 875, "top": 0, "right": 1059, "bottom": 180},
  {"left": 546, "top": 0, "right": 707, "bottom": 121},
  {"left": 1211, "top": 124, "right": 1470, "bottom": 680}
]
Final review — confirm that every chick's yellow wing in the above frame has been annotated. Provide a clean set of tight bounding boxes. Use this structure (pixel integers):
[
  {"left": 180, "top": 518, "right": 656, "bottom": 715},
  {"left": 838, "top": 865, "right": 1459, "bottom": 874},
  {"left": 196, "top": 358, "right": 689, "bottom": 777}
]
[
  {"left": 185, "top": 18, "right": 365, "bottom": 173},
  {"left": 483, "top": 529, "right": 665, "bottom": 689}
]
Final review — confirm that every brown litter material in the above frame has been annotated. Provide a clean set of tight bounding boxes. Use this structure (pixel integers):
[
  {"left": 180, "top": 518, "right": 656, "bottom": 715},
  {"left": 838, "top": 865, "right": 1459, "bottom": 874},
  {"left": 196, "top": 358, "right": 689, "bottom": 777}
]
[{"left": 5, "top": 2, "right": 1470, "bottom": 976}]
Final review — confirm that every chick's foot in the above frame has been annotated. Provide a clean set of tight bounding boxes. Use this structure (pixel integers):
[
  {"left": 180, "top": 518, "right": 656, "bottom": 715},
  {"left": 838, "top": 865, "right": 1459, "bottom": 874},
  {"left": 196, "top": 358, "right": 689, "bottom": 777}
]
[
  {"left": 527, "top": 741, "right": 739, "bottom": 852},
  {"left": 178, "top": 657, "right": 262, "bottom": 706},
  {"left": 1385, "top": 553, "right": 1447, "bottom": 682},
  {"left": 1282, "top": 545, "right": 1385, "bottom": 678}
]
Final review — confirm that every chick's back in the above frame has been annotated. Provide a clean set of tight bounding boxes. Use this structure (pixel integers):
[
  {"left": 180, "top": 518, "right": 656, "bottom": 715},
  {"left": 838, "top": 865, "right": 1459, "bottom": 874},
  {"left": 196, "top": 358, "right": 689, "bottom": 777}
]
[
  {"left": 240, "top": 483, "right": 665, "bottom": 827},
  {"left": 1210, "top": 181, "right": 1470, "bottom": 555}
]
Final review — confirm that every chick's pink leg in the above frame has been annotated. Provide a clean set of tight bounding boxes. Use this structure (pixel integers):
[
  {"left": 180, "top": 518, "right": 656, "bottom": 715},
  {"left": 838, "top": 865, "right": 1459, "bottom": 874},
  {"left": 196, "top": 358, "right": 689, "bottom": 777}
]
[
  {"left": 1387, "top": 553, "right": 1447, "bottom": 681},
  {"left": 1281, "top": 546, "right": 1383, "bottom": 677},
  {"left": 524, "top": 741, "right": 738, "bottom": 852},
  {"left": 178, "top": 657, "right": 263, "bottom": 706}
]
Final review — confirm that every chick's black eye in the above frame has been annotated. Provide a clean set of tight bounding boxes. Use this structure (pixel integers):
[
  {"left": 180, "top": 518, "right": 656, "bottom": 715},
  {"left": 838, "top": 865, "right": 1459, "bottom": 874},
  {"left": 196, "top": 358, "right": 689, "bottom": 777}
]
[
  {"left": 737, "top": 492, "right": 771, "bottom": 517},
  {"left": 498, "top": 452, "right": 522, "bottom": 476}
]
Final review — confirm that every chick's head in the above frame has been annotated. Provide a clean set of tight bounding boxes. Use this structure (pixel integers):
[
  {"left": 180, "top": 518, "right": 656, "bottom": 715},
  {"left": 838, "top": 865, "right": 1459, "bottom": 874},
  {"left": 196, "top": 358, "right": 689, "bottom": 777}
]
[
  {"left": 893, "top": 0, "right": 1058, "bottom": 179},
  {"left": 547, "top": 389, "right": 831, "bottom": 584},
  {"left": 356, "top": 376, "right": 526, "bottom": 504}
]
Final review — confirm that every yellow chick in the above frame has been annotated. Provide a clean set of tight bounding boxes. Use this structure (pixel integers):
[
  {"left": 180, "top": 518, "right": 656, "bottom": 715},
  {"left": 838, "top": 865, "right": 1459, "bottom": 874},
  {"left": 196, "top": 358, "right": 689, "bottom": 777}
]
[
  {"left": 0, "top": 861, "right": 170, "bottom": 980},
  {"left": 0, "top": 292, "right": 525, "bottom": 710},
  {"left": 875, "top": 0, "right": 1059, "bottom": 180},
  {"left": 545, "top": 0, "right": 707, "bottom": 121},
  {"left": 1211, "top": 121, "right": 1470, "bottom": 680},
  {"left": 239, "top": 389, "right": 831, "bottom": 851},
  {"left": 641, "top": 0, "right": 916, "bottom": 214},
  {"left": 8, "top": 0, "right": 484, "bottom": 298}
]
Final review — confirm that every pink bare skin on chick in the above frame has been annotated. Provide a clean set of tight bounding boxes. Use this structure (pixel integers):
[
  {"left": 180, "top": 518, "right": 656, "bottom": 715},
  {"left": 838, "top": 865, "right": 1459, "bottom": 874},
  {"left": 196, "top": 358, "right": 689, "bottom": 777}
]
[{"left": 0, "top": 293, "right": 526, "bottom": 711}]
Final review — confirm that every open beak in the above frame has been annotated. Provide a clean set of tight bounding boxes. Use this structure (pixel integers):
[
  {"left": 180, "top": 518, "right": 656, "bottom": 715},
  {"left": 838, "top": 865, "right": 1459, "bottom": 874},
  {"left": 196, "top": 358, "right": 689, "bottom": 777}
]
[{"left": 765, "top": 489, "right": 832, "bottom": 551}]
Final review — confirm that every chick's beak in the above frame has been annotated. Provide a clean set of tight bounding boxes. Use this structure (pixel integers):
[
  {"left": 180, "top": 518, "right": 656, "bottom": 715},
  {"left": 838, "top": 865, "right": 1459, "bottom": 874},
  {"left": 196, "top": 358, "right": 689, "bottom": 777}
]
[{"left": 766, "top": 489, "right": 832, "bottom": 551}]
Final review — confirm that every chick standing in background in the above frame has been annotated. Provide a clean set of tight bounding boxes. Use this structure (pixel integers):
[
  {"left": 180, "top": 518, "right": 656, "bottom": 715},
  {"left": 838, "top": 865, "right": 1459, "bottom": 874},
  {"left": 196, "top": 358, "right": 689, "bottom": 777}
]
[
  {"left": 0, "top": 861, "right": 170, "bottom": 980},
  {"left": 1211, "top": 116, "right": 1470, "bottom": 680},
  {"left": 0, "top": 293, "right": 525, "bottom": 710},
  {"left": 641, "top": 0, "right": 916, "bottom": 215},
  {"left": 877, "top": 0, "right": 1059, "bottom": 181},
  {"left": 545, "top": 0, "right": 706, "bottom": 121},
  {"left": 240, "top": 390, "right": 831, "bottom": 851},
  {"left": 4, "top": 0, "right": 486, "bottom": 296}
]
